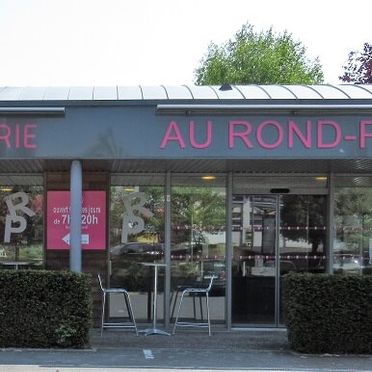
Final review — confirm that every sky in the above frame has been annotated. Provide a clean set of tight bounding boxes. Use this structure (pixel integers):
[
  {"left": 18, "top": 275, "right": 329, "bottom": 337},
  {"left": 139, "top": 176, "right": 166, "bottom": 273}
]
[{"left": 0, "top": 0, "right": 371, "bottom": 87}]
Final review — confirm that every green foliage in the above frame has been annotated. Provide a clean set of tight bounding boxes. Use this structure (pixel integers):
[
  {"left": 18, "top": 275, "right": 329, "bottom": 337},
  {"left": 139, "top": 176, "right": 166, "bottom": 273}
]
[
  {"left": 0, "top": 270, "right": 92, "bottom": 348},
  {"left": 172, "top": 186, "right": 225, "bottom": 230},
  {"left": 339, "top": 43, "right": 372, "bottom": 83},
  {"left": 334, "top": 187, "right": 372, "bottom": 256},
  {"left": 281, "top": 195, "right": 327, "bottom": 254},
  {"left": 283, "top": 273, "right": 372, "bottom": 354},
  {"left": 195, "top": 23, "right": 324, "bottom": 85},
  {"left": 54, "top": 323, "right": 79, "bottom": 347}
]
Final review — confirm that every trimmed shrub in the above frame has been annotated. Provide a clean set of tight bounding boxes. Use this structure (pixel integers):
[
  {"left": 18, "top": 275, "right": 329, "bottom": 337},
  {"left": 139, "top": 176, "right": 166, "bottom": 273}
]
[
  {"left": 0, "top": 270, "right": 92, "bottom": 348},
  {"left": 283, "top": 273, "right": 372, "bottom": 354}
]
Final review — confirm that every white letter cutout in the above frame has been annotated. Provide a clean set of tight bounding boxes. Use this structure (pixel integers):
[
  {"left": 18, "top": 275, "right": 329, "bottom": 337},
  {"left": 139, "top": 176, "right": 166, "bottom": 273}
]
[
  {"left": 4, "top": 191, "right": 35, "bottom": 243},
  {"left": 121, "top": 192, "right": 153, "bottom": 243}
]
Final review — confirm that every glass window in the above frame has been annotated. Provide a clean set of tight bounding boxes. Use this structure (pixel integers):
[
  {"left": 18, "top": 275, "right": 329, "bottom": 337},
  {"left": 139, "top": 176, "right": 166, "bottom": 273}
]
[
  {"left": 170, "top": 174, "right": 226, "bottom": 323},
  {"left": 110, "top": 176, "right": 165, "bottom": 322},
  {"left": 334, "top": 177, "right": 372, "bottom": 274},
  {"left": 0, "top": 184, "right": 44, "bottom": 269}
]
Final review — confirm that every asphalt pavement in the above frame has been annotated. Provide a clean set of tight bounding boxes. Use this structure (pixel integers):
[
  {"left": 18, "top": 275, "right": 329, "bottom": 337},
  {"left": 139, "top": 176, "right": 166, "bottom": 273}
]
[{"left": 0, "top": 326, "right": 372, "bottom": 372}]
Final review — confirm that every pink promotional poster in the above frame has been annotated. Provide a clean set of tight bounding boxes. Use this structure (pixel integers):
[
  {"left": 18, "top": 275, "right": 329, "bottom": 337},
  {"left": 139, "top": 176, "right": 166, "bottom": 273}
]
[{"left": 47, "top": 190, "right": 106, "bottom": 250}]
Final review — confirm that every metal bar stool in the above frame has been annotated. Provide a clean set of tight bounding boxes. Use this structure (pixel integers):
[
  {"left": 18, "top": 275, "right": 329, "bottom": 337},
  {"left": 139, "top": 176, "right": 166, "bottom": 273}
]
[
  {"left": 172, "top": 276, "right": 215, "bottom": 336},
  {"left": 171, "top": 284, "right": 204, "bottom": 321},
  {"left": 97, "top": 273, "right": 138, "bottom": 336}
]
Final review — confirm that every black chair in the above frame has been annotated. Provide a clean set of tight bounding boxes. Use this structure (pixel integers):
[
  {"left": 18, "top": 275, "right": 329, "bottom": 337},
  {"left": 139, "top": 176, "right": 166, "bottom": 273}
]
[{"left": 97, "top": 273, "right": 138, "bottom": 336}]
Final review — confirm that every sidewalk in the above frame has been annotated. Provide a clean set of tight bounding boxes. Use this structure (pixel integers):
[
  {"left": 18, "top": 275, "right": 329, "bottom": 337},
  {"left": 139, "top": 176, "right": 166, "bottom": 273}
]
[
  {"left": 90, "top": 326, "right": 289, "bottom": 351},
  {"left": 0, "top": 327, "right": 372, "bottom": 371}
]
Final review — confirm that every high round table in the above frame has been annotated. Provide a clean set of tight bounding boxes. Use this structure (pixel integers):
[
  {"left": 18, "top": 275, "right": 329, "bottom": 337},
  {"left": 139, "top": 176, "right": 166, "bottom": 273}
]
[{"left": 139, "top": 262, "right": 170, "bottom": 336}]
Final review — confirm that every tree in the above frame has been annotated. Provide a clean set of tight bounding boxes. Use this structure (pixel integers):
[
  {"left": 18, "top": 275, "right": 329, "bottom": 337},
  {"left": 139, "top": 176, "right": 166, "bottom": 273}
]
[
  {"left": 195, "top": 23, "right": 324, "bottom": 85},
  {"left": 171, "top": 186, "right": 225, "bottom": 246},
  {"left": 280, "top": 195, "right": 327, "bottom": 254},
  {"left": 334, "top": 187, "right": 372, "bottom": 258},
  {"left": 339, "top": 43, "right": 372, "bottom": 83}
]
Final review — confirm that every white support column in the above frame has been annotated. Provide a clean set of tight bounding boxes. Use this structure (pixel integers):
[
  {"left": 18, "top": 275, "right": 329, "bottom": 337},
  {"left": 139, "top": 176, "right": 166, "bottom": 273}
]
[{"left": 70, "top": 160, "right": 82, "bottom": 272}]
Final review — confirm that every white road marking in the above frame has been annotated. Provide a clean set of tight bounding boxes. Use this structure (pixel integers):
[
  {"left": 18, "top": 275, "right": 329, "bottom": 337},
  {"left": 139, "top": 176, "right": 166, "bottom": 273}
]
[{"left": 143, "top": 349, "right": 154, "bottom": 359}]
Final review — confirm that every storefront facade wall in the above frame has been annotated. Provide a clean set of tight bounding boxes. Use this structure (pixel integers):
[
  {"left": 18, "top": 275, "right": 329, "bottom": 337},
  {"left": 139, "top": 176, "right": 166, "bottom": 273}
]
[{"left": 1, "top": 84, "right": 372, "bottom": 328}]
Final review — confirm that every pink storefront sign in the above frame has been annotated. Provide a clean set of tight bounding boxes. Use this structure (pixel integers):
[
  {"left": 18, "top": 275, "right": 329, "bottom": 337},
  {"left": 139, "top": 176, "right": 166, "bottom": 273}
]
[{"left": 47, "top": 190, "right": 106, "bottom": 250}]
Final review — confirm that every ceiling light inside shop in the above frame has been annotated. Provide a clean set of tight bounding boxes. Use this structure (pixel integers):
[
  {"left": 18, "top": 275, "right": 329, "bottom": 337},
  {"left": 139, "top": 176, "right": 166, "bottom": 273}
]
[
  {"left": 315, "top": 176, "right": 327, "bottom": 181},
  {"left": 201, "top": 175, "right": 216, "bottom": 181},
  {"left": 0, "top": 187, "right": 13, "bottom": 192}
]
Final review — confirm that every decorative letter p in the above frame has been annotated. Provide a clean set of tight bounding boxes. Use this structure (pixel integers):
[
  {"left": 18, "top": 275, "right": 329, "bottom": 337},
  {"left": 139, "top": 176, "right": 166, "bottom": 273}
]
[{"left": 4, "top": 192, "right": 35, "bottom": 243}]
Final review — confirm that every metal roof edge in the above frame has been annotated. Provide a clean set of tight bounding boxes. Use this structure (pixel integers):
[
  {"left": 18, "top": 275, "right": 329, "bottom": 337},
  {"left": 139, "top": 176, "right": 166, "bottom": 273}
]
[{"left": 0, "top": 84, "right": 371, "bottom": 103}]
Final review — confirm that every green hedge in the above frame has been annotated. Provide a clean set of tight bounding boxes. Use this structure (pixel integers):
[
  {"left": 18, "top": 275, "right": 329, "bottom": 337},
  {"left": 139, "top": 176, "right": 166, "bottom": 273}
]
[
  {"left": 283, "top": 273, "right": 372, "bottom": 354},
  {"left": 0, "top": 270, "right": 92, "bottom": 348}
]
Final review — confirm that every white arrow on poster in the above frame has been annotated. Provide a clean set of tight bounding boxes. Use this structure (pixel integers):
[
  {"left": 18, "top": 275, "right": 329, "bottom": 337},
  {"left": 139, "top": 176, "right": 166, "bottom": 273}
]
[{"left": 62, "top": 233, "right": 90, "bottom": 245}]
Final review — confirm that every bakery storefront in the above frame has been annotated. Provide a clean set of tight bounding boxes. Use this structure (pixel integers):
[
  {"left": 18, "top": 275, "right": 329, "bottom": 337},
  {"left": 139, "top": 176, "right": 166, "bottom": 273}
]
[{"left": 1, "top": 84, "right": 372, "bottom": 329}]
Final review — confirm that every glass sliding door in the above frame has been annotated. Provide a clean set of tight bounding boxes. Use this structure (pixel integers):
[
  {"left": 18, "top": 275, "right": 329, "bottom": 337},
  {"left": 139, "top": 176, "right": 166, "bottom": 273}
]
[
  {"left": 279, "top": 195, "right": 327, "bottom": 324},
  {"left": 232, "top": 193, "right": 327, "bottom": 326},
  {"left": 232, "top": 195, "right": 277, "bottom": 325}
]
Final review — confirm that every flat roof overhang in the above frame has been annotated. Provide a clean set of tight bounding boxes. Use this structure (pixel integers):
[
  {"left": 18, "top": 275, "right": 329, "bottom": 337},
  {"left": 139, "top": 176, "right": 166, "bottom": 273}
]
[
  {"left": 156, "top": 103, "right": 372, "bottom": 116},
  {"left": 1, "top": 85, "right": 372, "bottom": 176}
]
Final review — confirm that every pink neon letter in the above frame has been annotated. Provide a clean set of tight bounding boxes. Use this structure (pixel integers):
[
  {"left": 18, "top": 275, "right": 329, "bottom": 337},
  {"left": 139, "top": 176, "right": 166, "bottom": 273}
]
[
  {"left": 288, "top": 120, "right": 311, "bottom": 148},
  {"left": 24, "top": 124, "right": 37, "bottom": 149},
  {"left": 360, "top": 120, "right": 372, "bottom": 149},
  {"left": 228, "top": 120, "right": 253, "bottom": 148},
  {"left": 160, "top": 121, "right": 186, "bottom": 149},
  {"left": 317, "top": 120, "right": 341, "bottom": 148},
  {"left": 189, "top": 120, "right": 212, "bottom": 149},
  {"left": 15, "top": 124, "right": 20, "bottom": 148},
  {"left": 257, "top": 120, "right": 283, "bottom": 149},
  {"left": 0, "top": 124, "right": 11, "bottom": 148}
]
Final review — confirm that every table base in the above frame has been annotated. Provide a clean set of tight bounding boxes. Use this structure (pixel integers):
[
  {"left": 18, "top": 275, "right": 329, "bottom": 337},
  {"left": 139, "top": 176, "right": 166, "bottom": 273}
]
[{"left": 139, "top": 328, "right": 171, "bottom": 336}]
